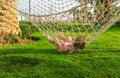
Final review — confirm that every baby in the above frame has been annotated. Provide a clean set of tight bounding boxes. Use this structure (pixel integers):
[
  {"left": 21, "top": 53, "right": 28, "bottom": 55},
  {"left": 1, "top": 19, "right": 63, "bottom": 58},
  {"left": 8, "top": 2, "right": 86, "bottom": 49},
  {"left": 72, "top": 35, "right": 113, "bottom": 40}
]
[{"left": 47, "top": 33, "right": 87, "bottom": 53}]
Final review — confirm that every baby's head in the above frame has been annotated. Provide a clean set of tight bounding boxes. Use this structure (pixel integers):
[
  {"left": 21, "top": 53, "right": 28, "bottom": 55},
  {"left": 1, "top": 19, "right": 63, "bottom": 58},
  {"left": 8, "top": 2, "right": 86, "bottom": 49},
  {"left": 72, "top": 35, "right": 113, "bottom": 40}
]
[{"left": 73, "top": 36, "right": 87, "bottom": 50}]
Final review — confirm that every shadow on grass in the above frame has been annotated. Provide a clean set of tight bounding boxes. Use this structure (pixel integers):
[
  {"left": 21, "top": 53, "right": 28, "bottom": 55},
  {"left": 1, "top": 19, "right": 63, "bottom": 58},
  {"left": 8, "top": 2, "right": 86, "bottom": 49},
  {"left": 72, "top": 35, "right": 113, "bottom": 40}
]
[
  {"left": 0, "top": 47, "right": 119, "bottom": 56},
  {"left": 0, "top": 48, "right": 119, "bottom": 56},
  {"left": 0, "top": 49, "right": 61, "bottom": 55},
  {"left": 0, "top": 49, "right": 62, "bottom": 72},
  {"left": 0, "top": 48, "right": 82, "bottom": 73},
  {"left": 0, "top": 55, "right": 57, "bottom": 72}
]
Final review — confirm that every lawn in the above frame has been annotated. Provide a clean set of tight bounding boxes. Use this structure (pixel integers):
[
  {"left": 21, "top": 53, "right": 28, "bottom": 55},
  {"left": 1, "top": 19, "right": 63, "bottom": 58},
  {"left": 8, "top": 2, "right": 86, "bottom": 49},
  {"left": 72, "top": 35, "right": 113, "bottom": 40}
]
[{"left": 0, "top": 25, "right": 120, "bottom": 78}]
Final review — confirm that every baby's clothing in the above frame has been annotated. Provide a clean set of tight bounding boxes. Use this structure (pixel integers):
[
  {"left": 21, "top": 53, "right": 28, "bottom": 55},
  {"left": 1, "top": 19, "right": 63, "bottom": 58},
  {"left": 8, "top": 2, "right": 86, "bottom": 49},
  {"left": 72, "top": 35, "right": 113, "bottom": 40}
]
[
  {"left": 64, "top": 42, "right": 72, "bottom": 46},
  {"left": 59, "top": 42, "right": 74, "bottom": 53}
]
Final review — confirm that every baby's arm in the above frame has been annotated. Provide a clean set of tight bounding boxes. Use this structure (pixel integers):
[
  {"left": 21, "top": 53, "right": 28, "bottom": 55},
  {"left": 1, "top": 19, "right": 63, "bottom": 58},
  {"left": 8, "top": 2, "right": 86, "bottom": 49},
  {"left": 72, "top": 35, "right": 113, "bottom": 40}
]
[{"left": 59, "top": 33, "right": 72, "bottom": 42}]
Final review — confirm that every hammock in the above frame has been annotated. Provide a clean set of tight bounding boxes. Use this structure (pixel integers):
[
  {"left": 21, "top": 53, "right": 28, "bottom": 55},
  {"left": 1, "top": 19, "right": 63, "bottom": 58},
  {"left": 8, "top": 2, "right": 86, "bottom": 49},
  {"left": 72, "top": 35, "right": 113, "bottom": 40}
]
[{"left": 2, "top": 0, "right": 120, "bottom": 52}]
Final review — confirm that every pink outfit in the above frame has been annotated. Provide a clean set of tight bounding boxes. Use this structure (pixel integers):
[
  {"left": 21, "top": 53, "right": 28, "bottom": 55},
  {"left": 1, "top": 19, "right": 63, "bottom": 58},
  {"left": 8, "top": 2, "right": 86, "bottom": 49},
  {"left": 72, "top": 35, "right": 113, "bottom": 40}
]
[
  {"left": 59, "top": 42, "right": 72, "bottom": 52},
  {"left": 64, "top": 42, "right": 72, "bottom": 46}
]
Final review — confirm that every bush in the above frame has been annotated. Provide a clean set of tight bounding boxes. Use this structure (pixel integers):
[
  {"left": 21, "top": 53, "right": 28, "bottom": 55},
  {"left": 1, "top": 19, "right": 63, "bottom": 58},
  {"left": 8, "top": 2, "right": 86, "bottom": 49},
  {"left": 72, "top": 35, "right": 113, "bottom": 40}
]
[
  {"left": 5, "top": 34, "right": 20, "bottom": 44},
  {"left": 19, "top": 21, "right": 39, "bottom": 39},
  {"left": 113, "top": 20, "right": 120, "bottom": 27},
  {"left": 3, "top": 21, "right": 39, "bottom": 44}
]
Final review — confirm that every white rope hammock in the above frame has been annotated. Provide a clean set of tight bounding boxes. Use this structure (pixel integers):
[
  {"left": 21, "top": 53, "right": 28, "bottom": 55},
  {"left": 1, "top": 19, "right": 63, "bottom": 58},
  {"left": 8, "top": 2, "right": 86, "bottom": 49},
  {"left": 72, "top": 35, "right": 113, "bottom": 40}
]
[{"left": 2, "top": 0, "right": 120, "bottom": 52}]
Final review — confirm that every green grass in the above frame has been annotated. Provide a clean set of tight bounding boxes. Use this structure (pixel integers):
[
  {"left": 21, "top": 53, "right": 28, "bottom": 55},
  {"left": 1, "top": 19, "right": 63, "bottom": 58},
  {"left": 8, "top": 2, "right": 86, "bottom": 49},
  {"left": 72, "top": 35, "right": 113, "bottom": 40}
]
[{"left": 0, "top": 26, "right": 120, "bottom": 78}]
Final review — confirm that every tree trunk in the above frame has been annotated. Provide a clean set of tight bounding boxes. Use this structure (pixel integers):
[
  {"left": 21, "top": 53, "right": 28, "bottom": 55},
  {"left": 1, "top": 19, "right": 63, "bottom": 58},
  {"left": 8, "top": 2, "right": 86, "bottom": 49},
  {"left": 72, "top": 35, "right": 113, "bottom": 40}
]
[{"left": 0, "top": 0, "right": 20, "bottom": 44}]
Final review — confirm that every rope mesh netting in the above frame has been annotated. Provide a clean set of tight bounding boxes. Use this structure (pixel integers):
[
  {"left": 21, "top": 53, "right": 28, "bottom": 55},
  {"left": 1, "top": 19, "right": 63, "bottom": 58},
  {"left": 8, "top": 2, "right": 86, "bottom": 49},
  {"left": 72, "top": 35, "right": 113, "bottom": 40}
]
[{"left": 1, "top": 0, "right": 120, "bottom": 51}]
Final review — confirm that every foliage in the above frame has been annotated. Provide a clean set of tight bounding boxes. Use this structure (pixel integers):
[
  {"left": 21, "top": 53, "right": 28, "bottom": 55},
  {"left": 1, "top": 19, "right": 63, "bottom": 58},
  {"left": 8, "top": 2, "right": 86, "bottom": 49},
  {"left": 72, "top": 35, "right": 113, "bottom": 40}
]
[
  {"left": 114, "top": 20, "right": 120, "bottom": 27},
  {"left": 3, "top": 21, "right": 39, "bottom": 44},
  {"left": 5, "top": 34, "right": 20, "bottom": 44},
  {"left": 19, "top": 21, "right": 39, "bottom": 39}
]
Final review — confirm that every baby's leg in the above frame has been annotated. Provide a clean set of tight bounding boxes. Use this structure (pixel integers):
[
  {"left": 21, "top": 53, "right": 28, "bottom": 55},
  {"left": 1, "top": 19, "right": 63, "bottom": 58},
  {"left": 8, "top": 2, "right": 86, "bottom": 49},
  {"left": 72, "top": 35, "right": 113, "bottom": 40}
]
[
  {"left": 47, "top": 35, "right": 54, "bottom": 43},
  {"left": 53, "top": 38, "right": 62, "bottom": 49},
  {"left": 47, "top": 36, "right": 62, "bottom": 49}
]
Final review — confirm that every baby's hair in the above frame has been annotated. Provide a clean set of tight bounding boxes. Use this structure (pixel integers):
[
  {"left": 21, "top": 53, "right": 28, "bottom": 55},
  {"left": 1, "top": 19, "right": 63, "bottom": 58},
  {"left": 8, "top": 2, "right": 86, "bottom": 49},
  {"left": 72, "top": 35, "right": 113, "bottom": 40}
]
[{"left": 73, "top": 36, "right": 87, "bottom": 50}]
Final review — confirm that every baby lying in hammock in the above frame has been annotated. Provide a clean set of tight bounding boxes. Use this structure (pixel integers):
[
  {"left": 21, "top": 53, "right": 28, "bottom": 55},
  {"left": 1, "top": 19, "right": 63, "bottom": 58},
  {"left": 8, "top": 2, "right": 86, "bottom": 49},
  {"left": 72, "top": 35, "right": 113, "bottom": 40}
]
[{"left": 47, "top": 33, "right": 87, "bottom": 53}]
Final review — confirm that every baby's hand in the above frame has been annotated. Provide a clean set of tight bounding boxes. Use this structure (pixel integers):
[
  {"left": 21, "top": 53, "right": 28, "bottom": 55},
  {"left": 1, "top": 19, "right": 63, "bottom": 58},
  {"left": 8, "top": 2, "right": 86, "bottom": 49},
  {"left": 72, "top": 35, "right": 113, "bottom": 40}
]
[
  {"left": 67, "top": 36, "right": 72, "bottom": 42},
  {"left": 47, "top": 35, "right": 51, "bottom": 40}
]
